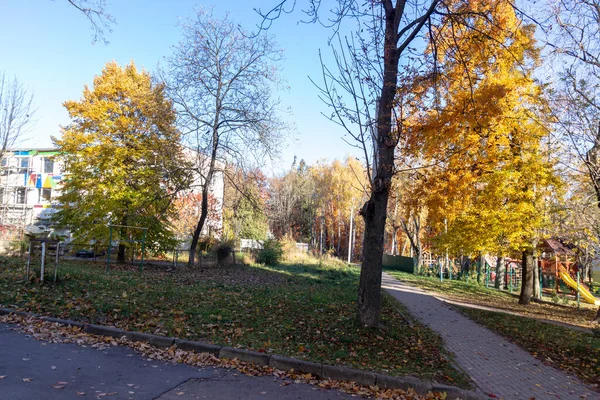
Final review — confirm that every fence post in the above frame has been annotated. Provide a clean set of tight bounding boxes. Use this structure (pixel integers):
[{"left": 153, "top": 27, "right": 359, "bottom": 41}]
[
  {"left": 26, "top": 241, "right": 32, "bottom": 279},
  {"left": 40, "top": 242, "right": 46, "bottom": 282},
  {"left": 54, "top": 242, "right": 60, "bottom": 282}
]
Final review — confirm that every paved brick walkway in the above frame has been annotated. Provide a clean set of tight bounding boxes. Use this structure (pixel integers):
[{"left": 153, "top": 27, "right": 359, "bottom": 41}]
[{"left": 382, "top": 273, "right": 597, "bottom": 400}]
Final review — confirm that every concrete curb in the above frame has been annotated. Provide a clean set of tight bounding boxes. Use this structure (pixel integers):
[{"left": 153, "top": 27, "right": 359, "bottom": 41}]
[
  {"left": 174, "top": 339, "right": 221, "bottom": 356},
  {"left": 0, "top": 307, "right": 486, "bottom": 400}
]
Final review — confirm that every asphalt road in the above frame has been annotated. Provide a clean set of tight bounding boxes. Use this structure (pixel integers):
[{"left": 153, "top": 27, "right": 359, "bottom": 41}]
[{"left": 0, "top": 323, "right": 354, "bottom": 400}]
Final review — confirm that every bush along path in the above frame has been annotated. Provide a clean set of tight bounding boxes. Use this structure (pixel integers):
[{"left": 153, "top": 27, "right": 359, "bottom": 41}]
[{"left": 382, "top": 272, "right": 597, "bottom": 400}]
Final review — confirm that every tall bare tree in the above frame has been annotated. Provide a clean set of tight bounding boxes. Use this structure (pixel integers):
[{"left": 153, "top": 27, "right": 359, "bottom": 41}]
[
  {"left": 162, "top": 9, "right": 286, "bottom": 267},
  {"left": 0, "top": 72, "right": 34, "bottom": 163},
  {"left": 259, "top": 0, "right": 526, "bottom": 326},
  {"left": 549, "top": 0, "right": 600, "bottom": 321}
]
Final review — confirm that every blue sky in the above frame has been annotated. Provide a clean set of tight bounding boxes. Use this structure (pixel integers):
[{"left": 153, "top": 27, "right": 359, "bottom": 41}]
[{"left": 1, "top": 0, "right": 362, "bottom": 173}]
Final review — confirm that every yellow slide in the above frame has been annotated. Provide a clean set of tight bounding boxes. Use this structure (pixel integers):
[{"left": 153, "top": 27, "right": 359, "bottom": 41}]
[{"left": 559, "top": 271, "right": 600, "bottom": 306}]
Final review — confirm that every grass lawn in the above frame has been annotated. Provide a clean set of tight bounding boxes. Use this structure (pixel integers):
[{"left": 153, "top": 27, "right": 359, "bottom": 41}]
[
  {"left": 458, "top": 307, "right": 600, "bottom": 388},
  {"left": 0, "top": 256, "right": 469, "bottom": 388},
  {"left": 387, "top": 271, "right": 598, "bottom": 329}
]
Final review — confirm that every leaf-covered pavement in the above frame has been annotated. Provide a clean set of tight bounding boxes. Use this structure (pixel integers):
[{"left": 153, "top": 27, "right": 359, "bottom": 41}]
[
  {"left": 0, "top": 313, "right": 449, "bottom": 400},
  {"left": 0, "top": 256, "right": 470, "bottom": 389},
  {"left": 458, "top": 307, "right": 600, "bottom": 390}
]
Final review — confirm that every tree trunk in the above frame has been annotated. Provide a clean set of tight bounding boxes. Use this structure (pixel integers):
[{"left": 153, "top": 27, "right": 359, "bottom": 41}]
[
  {"left": 533, "top": 255, "right": 541, "bottom": 299},
  {"left": 519, "top": 250, "right": 535, "bottom": 305},
  {"left": 188, "top": 183, "right": 210, "bottom": 267},
  {"left": 357, "top": 3, "right": 408, "bottom": 327},
  {"left": 358, "top": 182, "right": 391, "bottom": 327},
  {"left": 495, "top": 256, "right": 505, "bottom": 290}
]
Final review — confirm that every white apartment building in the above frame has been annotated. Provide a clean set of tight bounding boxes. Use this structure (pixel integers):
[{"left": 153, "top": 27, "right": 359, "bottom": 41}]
[
  {"left": 0, "top": 148, "right": 63, "bottom": 237},
  {"left": 0, "top": 147, "right": 225, "bottom": 241}
]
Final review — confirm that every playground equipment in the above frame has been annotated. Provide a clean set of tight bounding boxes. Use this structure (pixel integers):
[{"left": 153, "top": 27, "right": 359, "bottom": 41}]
[
  {"left": 539, "top": 238, "right": 599, "bottom": 307},
  {"left": 558, "top": 266, "right": 600, "bottom": 306}
]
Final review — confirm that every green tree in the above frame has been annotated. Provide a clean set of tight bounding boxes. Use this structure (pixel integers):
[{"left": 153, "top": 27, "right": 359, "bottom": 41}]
[
  {"left": 223, "top": 169, "right": 269, "bottom": 241},
  {"left": 53, "top": 61, "right": 189, "bottom": 262}
]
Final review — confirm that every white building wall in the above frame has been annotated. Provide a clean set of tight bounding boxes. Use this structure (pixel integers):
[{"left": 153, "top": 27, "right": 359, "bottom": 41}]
[{"left": 0, "top": 149, "right": 64, "bottom": 236}]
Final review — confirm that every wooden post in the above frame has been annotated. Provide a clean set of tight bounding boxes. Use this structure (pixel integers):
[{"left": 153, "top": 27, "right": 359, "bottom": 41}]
[{"left": 40, "top": 241, "right": 46, "bottom": 282}]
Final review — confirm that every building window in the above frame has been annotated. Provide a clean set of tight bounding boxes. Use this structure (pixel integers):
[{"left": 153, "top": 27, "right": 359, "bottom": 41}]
[
  {"left": 43, "top": 158, "right": 54, "bottom": 174},
  {"left": 16, "top": 188, "right": 26, "bottom": 204},
  {"left": 19, "top": 157, "right": 29, "bottom": 169},
  {"left": 41, "top": 188, "right": 52, "bottom": 202}
]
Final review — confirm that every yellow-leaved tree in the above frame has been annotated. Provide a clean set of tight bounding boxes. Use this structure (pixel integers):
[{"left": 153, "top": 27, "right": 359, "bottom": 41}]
[
  {"left": 404, "top": 1, "right": 560, "bottom": 303},
  {"left": 54, "top": 61, "right": 190, "bottom": 262}
]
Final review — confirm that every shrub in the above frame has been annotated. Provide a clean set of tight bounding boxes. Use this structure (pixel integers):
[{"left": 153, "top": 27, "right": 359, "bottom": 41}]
[
  {"left": 214, "top": 240, "right": 234, "bottom": 266},
  {"left": 256, "top": 239, "right": 283, "bottom": 265}
]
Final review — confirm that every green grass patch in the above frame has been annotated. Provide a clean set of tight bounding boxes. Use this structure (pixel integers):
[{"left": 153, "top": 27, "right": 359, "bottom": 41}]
[
  {"left": 458, "top": 307, "right": 600, "bottom": 388},
  {"left": 0, "top": 256, "right": 469, "bottom": 388}
]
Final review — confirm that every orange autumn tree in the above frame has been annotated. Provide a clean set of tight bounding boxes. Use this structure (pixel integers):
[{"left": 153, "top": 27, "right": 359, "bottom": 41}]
[
  {"left": 171, "top": 192, "right": 222, "bottom": 242},
  {"left": 310, "top": 158, "right": 368, "bottom": 260},
  {"left": 403, "top": 1, "right": 560, "bottom": 300}
]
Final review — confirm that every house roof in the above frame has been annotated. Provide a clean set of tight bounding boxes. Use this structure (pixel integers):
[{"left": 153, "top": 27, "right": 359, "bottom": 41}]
[{"left": 540, "top": 238, "right": 574, "bottom": 255}]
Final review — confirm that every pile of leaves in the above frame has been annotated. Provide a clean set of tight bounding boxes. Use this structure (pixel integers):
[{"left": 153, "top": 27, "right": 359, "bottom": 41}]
[
  {"left": 0, "top": 313, "right": 452, "bottom": 400},
  {"left": 0, "top": 257, "right": 469, "bottom": 388},
  {"left": 459, "top": 307, "right": 600, "bottom": 389}
]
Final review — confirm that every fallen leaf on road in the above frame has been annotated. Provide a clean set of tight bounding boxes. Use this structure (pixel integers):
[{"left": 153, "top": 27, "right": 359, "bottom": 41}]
[
  {"left": 0, "top": 376, "right": 6, "bottom": 379},
  {"left": 76, "top": 391, "right": 86, "bottom": 396},
  {"left": 51, "top": 365, "right": 57, "bottom": 370},
  {"left": 52, "top": 384, "right": 66, "bottom": 389},
  {"left": 22, "top": 378, "right": 33, "bottom": 382},
  {"left": 57, "top": 381, "right": 69, "bottom": 385},
  {"left": 176, "top": 392, "right": 185, "bottom": 396}
]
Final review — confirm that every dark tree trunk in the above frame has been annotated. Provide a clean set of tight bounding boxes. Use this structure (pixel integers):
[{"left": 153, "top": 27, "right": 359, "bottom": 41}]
[
  {"left": 356, "top": 2, "right": 403, "bottom": 327},
  {"left": 519, "top": 249, "right": 534, "bottom": 305},
  {"left": 188, "top": 122, "right": 219, "bottom": 267},
  {"left": 188, "top": 183, "right": 210, "bottom": 267},
  {"left": 495, "top": 256, "right": 505, "bottom": 290},
  {"left": 358, "top": 181, "right": 391, "bottom": 327}
]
